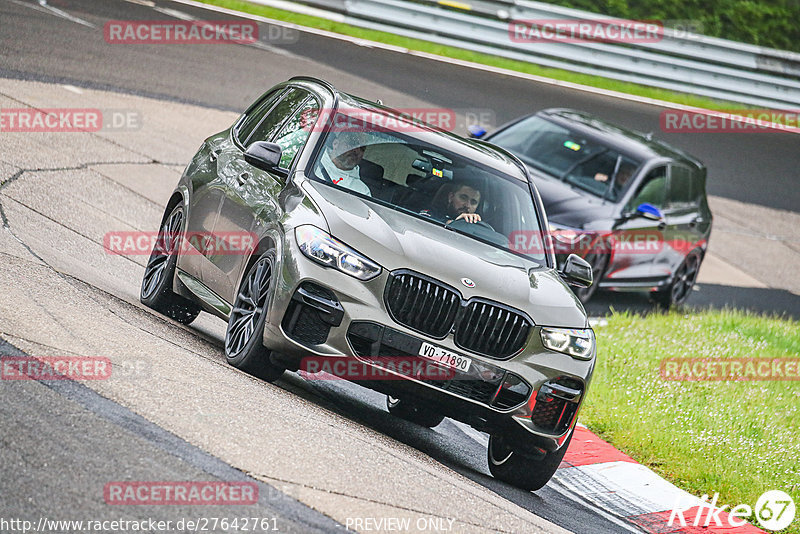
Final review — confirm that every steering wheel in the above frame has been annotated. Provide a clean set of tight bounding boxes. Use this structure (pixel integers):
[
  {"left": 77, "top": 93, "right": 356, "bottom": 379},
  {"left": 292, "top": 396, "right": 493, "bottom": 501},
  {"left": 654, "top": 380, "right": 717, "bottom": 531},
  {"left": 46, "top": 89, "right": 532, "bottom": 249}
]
[
  {"left": 447, "top": 219, "right": 494, "bottom": 232},
  {"left": 448, "top": 218, "right": 495, "bottom": 233}
]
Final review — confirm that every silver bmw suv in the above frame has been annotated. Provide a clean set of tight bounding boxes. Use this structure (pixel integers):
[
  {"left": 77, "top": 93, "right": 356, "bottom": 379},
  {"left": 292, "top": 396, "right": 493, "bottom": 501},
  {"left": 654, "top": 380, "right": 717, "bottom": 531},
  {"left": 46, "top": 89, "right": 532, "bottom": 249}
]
[{"left": 141, "top": 77, "right": 596, "bottom": 490}]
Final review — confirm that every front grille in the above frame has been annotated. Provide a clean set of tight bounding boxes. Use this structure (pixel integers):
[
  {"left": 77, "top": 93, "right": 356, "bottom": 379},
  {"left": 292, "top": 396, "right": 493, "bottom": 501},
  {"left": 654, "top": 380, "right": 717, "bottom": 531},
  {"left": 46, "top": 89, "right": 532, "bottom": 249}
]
[
  {"left": 454, "top": 301, "right": 531, "bottom": 358},
  {"left": 384, "top": 272, "right": 460, "bottom": 339},
  {"left": 384, "top": 271, "right": 532, "bottom": 359}
]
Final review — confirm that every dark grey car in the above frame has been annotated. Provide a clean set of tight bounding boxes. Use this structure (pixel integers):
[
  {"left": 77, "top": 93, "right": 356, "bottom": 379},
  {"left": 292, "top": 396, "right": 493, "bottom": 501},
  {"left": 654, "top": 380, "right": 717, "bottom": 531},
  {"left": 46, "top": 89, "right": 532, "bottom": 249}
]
[
  {"left": 473, "top": 109, "right": 713, "bottom": 306},
  {"left": 141, "top": 77, "right": 596, "bottom": 490}
]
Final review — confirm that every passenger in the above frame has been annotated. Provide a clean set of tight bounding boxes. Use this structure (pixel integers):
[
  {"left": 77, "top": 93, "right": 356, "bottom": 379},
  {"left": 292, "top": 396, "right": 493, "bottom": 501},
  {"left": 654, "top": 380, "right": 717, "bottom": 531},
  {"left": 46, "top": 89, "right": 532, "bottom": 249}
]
[
  {"left": 421, "top": 181, "right": 483, "bottom": 224},
  {"left": 316, "top": 131, "right": 372, "bottom": 196},
  {"left": 611, "top": 163, "right": 636, "bottom": 198}
]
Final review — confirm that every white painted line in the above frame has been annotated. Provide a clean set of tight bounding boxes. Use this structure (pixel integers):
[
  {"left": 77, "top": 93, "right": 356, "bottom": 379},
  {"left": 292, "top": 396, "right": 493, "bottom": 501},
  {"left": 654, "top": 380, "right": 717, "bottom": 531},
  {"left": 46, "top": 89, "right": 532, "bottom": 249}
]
[
  {"left": 61, "top": 84, "right": 84, "bottom": 95},
  {"left": 37, "top": 0, "right": 96, "bottom": 28},
  {"left": 153, "top": 6, "right": 197, "bottom": 21},
  {"left": 123, "top": 0, "right": 156, "bottom": 6},
  {"left": 260, "top": 0, "right": 347, "bottom": 22},
  {"left": 168, "top": 0, "right": 800, "bottom": 135}
]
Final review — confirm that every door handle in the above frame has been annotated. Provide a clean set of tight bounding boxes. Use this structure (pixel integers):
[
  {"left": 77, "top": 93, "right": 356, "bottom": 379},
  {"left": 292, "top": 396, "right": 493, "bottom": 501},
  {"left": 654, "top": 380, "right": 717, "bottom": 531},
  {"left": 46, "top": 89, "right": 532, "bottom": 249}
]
[
  {"left": 209, "top": 149, "right": 221, "bottom": 162},
  {"left": 237, "top": 172, "right": 251, "bottom": 185},
  {"left": 657, "top": 221, "right": 666, "bottom": 230}
]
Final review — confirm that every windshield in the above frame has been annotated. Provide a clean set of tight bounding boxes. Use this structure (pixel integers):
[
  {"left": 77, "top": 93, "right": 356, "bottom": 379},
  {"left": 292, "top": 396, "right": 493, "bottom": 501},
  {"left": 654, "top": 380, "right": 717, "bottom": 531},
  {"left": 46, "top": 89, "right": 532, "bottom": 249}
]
[
  {"left": 308, "top": 111, "right": 547, "bottom": 265},
  {"left": 489, "top": 115, "right": 641, "bottom": 201}
]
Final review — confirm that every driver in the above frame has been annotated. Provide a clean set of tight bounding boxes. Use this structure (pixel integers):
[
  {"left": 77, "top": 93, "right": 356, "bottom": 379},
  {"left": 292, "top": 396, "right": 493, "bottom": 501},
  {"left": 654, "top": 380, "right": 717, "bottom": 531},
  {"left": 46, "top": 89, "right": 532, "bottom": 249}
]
[
  {"left": 315, "top": 131, "right": 372, "bottom": 197},
  {"left": 421, "top": 181, "right": 483, "bottom": 224}
]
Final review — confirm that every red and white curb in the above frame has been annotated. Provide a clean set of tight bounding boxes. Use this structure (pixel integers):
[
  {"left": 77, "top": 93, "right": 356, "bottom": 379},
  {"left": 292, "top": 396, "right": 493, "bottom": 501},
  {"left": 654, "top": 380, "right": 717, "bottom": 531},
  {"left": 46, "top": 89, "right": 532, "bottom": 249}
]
[{"left": 553, "top": 424, "right": 766, "bottom": 533}]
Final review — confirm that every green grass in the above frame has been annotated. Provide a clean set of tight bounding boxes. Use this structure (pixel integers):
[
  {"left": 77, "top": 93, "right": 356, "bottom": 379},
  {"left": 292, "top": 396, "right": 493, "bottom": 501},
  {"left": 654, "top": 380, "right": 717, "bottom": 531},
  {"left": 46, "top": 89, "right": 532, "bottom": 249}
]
[
  {"left": 586, "top": 310, "right": 800, "bottom": 532},
  {"left": 198, "top": 0, "right": 753, "bottom": 113}
]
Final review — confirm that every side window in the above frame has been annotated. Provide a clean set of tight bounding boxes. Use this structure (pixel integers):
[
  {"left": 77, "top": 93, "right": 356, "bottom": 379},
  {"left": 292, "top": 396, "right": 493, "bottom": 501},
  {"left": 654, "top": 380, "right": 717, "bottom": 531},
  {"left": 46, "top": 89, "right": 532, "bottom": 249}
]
[
  {"left": 273, "top": 99, "right": 320, "bottom": 168},
  {"left": 235, "top": 89, "right": 284, "bottom": 145},
  {"left": 668, "top": 165, "right": 700, "bottom": 209},
  {"left": 628, "top": 166, "right": 667, "bottom": 210},
  {"left": 244, "top": 88, "right": 309, "bottom": 147}
]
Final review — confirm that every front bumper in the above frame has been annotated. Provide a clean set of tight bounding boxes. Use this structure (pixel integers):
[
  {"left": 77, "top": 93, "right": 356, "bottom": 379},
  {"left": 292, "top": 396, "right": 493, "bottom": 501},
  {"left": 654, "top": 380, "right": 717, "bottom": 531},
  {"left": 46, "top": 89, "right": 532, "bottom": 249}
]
[{"left": 262, "top": 233, "right": 594, "bottom": 452}]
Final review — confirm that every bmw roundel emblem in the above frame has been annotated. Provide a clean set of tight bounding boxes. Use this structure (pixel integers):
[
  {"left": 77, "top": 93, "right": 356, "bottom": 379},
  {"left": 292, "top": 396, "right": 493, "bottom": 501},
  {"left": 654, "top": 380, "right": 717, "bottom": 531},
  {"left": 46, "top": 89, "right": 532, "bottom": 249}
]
[{"left": 461, "top": 278, "right": 475, "bottom": 288}]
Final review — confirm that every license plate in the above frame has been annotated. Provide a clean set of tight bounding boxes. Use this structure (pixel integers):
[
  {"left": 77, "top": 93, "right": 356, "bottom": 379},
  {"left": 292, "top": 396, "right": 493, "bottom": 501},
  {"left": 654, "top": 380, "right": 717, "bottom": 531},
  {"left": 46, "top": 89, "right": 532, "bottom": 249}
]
[{"left": 418, "top": 342, "right": 471, "bottom": 372}]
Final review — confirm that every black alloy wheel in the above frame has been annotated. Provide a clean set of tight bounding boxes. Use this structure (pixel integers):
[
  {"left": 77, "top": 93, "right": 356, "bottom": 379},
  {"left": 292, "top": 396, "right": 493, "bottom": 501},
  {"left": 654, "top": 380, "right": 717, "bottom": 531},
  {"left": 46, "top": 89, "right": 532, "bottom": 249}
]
[
  {"left": 224, "top": 251, "right": 285, "bottom": 382},
  {"left": 651, "top": 250, "right": 702, "bottom": 308},
  {"left": 140, "top": 204, "right": 201, "bottom": 324}
]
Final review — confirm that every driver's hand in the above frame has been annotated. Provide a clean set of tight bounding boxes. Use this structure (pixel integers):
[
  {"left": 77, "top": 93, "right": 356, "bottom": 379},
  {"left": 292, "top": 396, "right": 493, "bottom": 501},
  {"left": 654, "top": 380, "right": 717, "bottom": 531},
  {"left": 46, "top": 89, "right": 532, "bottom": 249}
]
[{"left": 455, "top": 213, "right": 482, "bottom": 224}]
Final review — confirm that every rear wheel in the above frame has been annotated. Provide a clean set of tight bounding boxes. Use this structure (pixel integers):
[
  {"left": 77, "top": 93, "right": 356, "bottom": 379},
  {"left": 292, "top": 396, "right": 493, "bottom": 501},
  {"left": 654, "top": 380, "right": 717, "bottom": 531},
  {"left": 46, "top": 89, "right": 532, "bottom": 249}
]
[
  {"left": 487, "top": 429, "right": 573, "bottom": 491},
  {"left": 225, "top": 251, "right": 285, "bottom": 382},
  {"left": 140, "top": 204, "right": 201, "bottom": 324},
  {"left": 651, "top": 250, "right": 702, "bottom": 308},
  {"left": 386, "top": 396, "right": 445, "bottom": 428}
]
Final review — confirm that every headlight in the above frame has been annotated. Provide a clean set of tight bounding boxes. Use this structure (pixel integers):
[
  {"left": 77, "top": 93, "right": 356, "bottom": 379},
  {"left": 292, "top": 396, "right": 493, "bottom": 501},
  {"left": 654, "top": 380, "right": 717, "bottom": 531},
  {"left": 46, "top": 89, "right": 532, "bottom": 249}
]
[
  {"left": 540, "top": 327, "right": 595, "bottom": 360},
  {"left": 295, "top": 225, "right": 381, "bottom": 281}
]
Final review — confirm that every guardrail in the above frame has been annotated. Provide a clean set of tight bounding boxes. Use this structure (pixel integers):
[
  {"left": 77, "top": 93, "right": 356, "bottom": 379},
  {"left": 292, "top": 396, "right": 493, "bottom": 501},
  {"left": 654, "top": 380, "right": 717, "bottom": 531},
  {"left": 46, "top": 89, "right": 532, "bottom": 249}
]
[{"left": 260, "top": 0, "right": 800, "bottom": 109}]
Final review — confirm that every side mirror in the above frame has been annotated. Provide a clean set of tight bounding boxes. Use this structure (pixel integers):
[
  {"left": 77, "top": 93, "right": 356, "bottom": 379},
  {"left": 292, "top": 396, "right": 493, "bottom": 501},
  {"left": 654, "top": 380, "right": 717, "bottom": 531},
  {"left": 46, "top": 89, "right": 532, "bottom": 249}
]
[
  {"left": 560, "top": 254, "right": 593, "bottom": 288},
  {"left": 244, "top": 141, "right": 288, "bottom": 178},
  {"left": 467, "top": 125, "right": 487, "bottom": 139},
  {"left": 635, "top": 202, "right": 663, "bottom": 221}
]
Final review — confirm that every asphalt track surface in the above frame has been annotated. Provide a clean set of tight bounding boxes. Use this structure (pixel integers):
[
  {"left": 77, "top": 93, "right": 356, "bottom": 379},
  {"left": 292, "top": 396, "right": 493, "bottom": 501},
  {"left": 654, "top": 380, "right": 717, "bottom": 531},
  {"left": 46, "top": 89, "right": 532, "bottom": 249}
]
[
  {"left": 0, "top": 0, "right": 798, "bottom": 532},
  {"left": 3, "top": 0, "right": 800, "bottom": 213}
]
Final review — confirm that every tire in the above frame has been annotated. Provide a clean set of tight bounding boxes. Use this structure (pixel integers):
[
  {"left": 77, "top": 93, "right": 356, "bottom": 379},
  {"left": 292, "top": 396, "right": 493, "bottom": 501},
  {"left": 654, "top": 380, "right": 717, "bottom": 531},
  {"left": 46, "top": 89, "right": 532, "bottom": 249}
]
[
  {"left": 573, "top": 251, "right": 608, "bottom": 304},
  {"left": 224, "top": 251, "right": 285, "bottom": 382},
  {"left": 386, "top": 396, "right": 445, "bottom": 428},
  {"left": 487, "top": 429, "right": 573, "bottom": 491},
  {"left": 650, "top": 250, "right": 702, "bottom": 309},
  {"left": 140, "top": 203, "right": 201, "bottom": 324}
]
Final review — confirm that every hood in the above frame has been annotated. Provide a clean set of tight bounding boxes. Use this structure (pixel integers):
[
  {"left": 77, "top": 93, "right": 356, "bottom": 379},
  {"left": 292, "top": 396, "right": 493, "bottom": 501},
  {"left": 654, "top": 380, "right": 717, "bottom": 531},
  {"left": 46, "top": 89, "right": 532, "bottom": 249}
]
[
  {"left": 302, "top": 181, "right": 587, "bottom": 328},
  {"left": 531, "top": 171, "right": 617, "bottom": 229}
]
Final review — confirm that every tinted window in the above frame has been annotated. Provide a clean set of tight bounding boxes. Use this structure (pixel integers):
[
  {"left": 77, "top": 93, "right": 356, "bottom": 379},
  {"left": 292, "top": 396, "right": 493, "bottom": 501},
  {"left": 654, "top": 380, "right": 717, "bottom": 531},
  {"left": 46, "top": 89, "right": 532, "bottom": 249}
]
[
  {"left": 629, "top": 166, "right": 667, "bottom": 210},
  {"left": 308, "top": 111, "right": 548, "bottom": 266},
  {"left": 490, "top": 116, "right": 641, "bottom": 200},
  {"left": 236, "top": 89, "right": 284, "bottom": 145},
  {"left": 245, "top": 88, "right": 309, "bottom": 146},
  {"left": 564, "top": 154, "right": 639, "bottom": 201},
  {"left": 668, "top": 165, "right": 701, "bottom": 208},
  {"left": 273, "top": 98, "right": 319, "bottom": 168}
]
